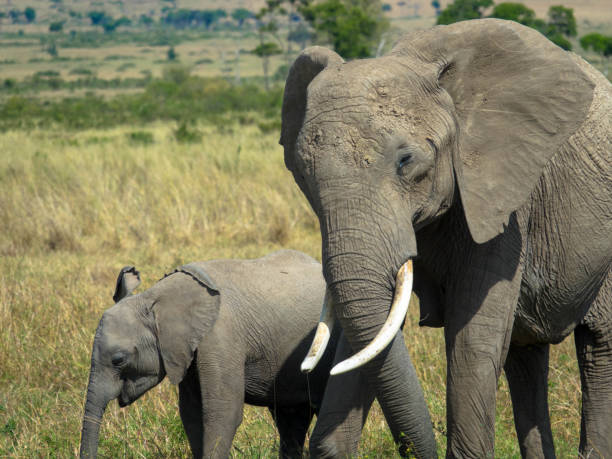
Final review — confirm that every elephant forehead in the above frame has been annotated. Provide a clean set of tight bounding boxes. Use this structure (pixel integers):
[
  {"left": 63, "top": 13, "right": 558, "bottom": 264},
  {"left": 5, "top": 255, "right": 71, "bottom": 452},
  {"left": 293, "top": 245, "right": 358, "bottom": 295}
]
[
  {"left": 306, "top": 56, "right": 429, "bottom": 113},
  {"left": 101, "top": 300, "right": 144, "bottom": 338},
  {"left": 297, "top": 108, "right": 428, "bottom": 173},
  {"left": 296, "top": 122, "right": 376, "bottom": 172}
]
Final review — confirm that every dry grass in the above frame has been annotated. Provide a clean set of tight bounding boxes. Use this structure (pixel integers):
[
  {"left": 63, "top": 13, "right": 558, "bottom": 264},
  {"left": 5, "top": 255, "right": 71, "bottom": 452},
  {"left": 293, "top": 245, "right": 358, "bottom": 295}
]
[{"left": 0, "top": 121, "right": 580, "bottom": 457}]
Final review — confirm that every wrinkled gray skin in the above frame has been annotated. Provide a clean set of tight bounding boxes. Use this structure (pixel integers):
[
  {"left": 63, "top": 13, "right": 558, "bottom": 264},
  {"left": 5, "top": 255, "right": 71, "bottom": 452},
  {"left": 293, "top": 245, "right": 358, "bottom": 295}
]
[
  {"left": 281, "top": 19, "right": 611, "bottom": 458},
  {"left": 80, "top": 250, "right": 374, "bottom": 459}
]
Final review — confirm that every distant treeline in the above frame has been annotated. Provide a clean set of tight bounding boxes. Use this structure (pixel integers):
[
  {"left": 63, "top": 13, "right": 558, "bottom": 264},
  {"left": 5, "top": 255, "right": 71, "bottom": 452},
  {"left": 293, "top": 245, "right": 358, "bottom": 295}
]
[
  {"left": 0, "top": 68, "right": 282, "bottom": 131},
  {"left": 1, "top": 6, "right": 256, "bottom": 32}
]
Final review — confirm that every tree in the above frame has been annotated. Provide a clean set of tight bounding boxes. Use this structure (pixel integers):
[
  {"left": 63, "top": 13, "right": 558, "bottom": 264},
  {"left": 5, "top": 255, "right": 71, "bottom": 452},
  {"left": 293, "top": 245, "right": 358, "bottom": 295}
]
[
  {"left": 9, "top": 9, "right": 22, "bottom": 24},
  {"left": 437, "top": 0, "right": 493, "bottom": 25},
  {"left": 252, "top": 42, "right": 283, "bottom": 90},
  {"left": 139, "top": 14, "right": 154, "bottom": 27},
  {"left": 431, "top": 0, "right": 441, "bottom": 16},
  {"left": 24, "top": 7, "right": 36, "bottom": 23},
  {"left": 547, "top": 5, "right": 576, "bottom": 38},
  {"left": 288, "top": 22, "right": 311, "bottom": 49},
  {"left": 167, "top": 46, "right": 178, "bottom": 61},
  {"left": 581, "top": 32, "right": 612, "bottom": 75},
  {"left": 49, "top": 21, "right": 64, "bottom": 32},
  {"left": 300, "top": 0, "right": 389, "bottom": 59},
  {"left": 547, "top": 33, "right": 572, "bottom": 50},
  {"left": 200, "top": 9, "right": 227, "bottom": 29},
  {"left": 581, "top": 33, "right": 612, "bottom": 57},
  {"left": 161, "top": 9, "right": 227, "bottom": 29},
  {"left": 539, "top": 5, "right": 576, "bottom": 51},
  {"left": 45, "top": 39, "right": 58, "bottom": 57},
  {"left": 232, "top": 8, "right": 253, "bottom": 27},
  {"left": 490, "top": 2, "right": 535, "bottom": 26},
  {"left": 88, "top": 11, "right": 109, "bottom": 26},
  {"left": 103, "top": 16, "right": 131, "bottom": 33}
]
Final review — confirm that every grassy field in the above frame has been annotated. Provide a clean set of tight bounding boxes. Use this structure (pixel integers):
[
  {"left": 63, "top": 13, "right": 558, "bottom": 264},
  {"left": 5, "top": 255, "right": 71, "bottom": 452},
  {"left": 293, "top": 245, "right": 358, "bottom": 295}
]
[{"left": 0, "top": 120, "right": 582, "bottom": 457}]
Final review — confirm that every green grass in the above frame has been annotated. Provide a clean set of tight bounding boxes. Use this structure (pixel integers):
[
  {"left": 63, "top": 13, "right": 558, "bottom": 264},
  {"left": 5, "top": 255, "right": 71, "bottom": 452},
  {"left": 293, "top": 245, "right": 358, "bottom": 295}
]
[{"left": 0, "top": 121, "right": 582, "bottom": 457}]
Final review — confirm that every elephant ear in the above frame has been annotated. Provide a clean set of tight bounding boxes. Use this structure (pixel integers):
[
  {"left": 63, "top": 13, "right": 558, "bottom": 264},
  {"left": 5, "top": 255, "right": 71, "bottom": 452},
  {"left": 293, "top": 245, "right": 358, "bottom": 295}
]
[
  {"left": 281, "top": 46, "right": 344, "bottom": 173},
  {"left": 393, "top": 19, "right": 595, "bottom": 243},
  {"left": 152, "top": 263, "right": 220, "bottom": 384},
  {"left": 113, "top": 266, "right": 141, "bottom": 302}
]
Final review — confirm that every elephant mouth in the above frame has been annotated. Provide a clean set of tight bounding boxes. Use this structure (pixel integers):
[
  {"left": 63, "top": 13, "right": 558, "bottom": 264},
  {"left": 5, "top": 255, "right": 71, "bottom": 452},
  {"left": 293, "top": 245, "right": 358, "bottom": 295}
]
[
  {"left": 301, "top": 259, "right": 414, "bottom": 375},
  {"left": 118, "top": 390, "right": 130, "bottom": 407},
  {"left": 118, "top": 375, "right": 161, "bottom": 407}
]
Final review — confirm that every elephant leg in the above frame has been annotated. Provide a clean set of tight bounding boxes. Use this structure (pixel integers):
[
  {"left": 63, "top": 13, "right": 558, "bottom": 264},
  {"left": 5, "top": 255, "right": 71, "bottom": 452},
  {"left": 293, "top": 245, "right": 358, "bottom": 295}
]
[
  {"left": 575, "top": 270, "right": 612, "bottom": 459},
  {"left": 444, "top": 244, "right": 522, "bottom": 458},
  {"left": 268, "top": 403, "right": 313, "bottom": 459},
  {"left": 310, "top": 332, "right": 375, "bottom": 458},
  {"left": 504, "top": 343, "right": 555, "bottom": 459},
  {"left": 195, "top": 352, "right": 245, "bottom": 459},
  {"left": 179, "top": 362, "right": 204, "bottom": 458}
]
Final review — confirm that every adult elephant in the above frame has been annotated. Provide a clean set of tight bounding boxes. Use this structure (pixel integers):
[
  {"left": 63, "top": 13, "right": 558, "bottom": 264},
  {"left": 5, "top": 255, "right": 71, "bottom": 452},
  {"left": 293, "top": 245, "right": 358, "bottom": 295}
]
[{"left": 281, "top": 19, "right": 611, "bottom": 458}]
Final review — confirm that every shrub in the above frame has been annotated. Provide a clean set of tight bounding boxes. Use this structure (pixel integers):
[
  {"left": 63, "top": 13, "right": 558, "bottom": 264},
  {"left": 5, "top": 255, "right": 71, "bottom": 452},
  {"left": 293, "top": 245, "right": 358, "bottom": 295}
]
[
  {"left": 127, "top": 130, "right": 154, "bottom": 144},
  {"left": 173, "top": 121, "right": 202, "bottom": 143},
  {"left": 49, "top": 21, "right": 64, "bottom": 32},
  {"left": 69, "top": 68, "right": 94, "bottom": 76},
  {"left": 34, "top": 70, "right": 61, "bottom": 78}
]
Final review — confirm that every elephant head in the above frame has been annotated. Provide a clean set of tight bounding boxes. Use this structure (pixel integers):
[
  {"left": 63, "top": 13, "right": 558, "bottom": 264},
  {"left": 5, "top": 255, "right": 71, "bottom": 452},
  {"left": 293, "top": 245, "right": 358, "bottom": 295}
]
[
  {"left": 79, "top": 265, "right": 219, "bottom": 458},
  {"left": 282, "top": 19, "right": 593, "bottom": 456}
]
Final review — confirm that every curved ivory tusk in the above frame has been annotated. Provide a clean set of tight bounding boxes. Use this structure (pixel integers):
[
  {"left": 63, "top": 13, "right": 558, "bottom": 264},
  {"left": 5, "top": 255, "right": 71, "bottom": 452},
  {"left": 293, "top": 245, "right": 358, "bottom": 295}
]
[
  {"left": 330, "top": 260, "right": 413, "bottom": 376},
  {"left": 301, "top": 289, "right": 335, "bottom": 373}
]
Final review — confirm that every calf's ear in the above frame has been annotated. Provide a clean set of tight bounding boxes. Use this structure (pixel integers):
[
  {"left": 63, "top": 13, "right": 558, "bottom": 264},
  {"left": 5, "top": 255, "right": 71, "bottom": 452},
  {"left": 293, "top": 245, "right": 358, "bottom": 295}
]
[
  {"left": 113, "top": 266, "right": 141, "bottom": 302},
  {"left": 153, "top": 265, "right": 220, "bottom": 384}
]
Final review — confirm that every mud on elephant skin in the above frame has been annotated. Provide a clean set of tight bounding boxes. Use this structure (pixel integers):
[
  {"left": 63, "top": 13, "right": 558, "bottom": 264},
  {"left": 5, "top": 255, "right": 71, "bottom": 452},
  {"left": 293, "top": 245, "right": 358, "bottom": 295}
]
[
  {"left": 79, "top": 250, "right": 373, "bottom": 459},
  {"left": 282, "top": 19, "right": 612, "bottom": 458}
]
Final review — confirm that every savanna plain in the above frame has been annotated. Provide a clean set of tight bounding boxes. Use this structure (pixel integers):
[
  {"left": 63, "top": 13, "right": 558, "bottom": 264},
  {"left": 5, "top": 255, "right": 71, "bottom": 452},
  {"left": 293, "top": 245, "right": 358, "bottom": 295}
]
[
  {"left": 1, "top": 0, "right": 610, "bottom": 457},
  {"left": 0, "top": 118, "right": 586, "bottom": 458}
]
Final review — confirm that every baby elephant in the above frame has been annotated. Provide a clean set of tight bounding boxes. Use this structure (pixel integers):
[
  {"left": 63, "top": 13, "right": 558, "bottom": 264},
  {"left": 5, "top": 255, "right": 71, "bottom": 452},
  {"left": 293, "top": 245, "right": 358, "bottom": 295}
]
[{"left": 80, "top": 250, "right": 344, "bottom": 459}]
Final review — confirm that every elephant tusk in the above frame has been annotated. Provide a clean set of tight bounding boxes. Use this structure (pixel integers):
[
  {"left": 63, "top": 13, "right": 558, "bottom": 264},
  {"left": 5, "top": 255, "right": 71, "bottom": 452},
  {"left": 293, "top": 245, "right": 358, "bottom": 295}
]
[
  {"left": 330, "top": 260, "right": 413, "bottom": 376},
  {"left": 301, "top": 289, "right": 335, "bottom": 373}
]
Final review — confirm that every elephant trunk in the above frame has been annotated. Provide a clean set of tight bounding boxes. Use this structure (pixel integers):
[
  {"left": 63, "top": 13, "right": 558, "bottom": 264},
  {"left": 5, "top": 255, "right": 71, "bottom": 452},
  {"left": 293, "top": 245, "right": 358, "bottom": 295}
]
[
  {"left": 80, "top": 354, "right": 117, "bottom": 458},
  {"left": 80, "top": 400, "right": 105, "bottom": 459},
  {"left": 320, "top": 203, "right": 436, "bottom": 457}
]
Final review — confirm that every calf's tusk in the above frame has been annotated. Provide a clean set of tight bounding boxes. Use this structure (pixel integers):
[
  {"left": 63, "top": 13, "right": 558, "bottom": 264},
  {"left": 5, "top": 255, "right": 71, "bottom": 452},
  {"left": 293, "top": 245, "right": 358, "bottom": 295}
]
[
  {"left": 330, "top": 260, "right": 413, "bottom": 376},
  {"left": 301, "top": 289, "right": 335, "bottom": 373}
]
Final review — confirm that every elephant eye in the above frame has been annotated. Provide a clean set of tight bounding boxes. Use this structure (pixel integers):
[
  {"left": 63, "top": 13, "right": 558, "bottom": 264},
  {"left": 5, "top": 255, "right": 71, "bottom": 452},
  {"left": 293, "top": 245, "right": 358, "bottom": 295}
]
[
  {"left": 398, "top": 153, "right": 413, "bottom": 170},
  {"left": 426, "top": 138, "right": 438, "bottom": 153},
  {"left": 111, "top": 352, "right": 127, "bottom": 367}
]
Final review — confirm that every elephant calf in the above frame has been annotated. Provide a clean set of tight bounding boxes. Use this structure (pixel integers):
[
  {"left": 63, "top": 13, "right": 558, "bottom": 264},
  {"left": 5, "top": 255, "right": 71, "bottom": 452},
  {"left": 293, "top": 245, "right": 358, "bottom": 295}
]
[{"left": 80, "top": 250, "right": 364, "bottom": 459}]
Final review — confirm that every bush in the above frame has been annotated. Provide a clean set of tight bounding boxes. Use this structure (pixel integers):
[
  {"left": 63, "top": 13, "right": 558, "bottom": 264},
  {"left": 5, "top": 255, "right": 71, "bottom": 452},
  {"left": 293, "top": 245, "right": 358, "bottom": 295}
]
[
  {"left": 127, "top": 130, "right": 154, "bottom": 144},
  {"left": 437, "top": 0, "right": 493, "bottom": 24},
  {"left": 34, "top": 70, "right": 61, "bottom": 78},
  {"left": 49, "top": 21, "right": 64, "bottom": 32},
  {"left": 167, "top": 46, "right": 178, "bottom": 61},
  {"left": 69, "top": 68, "right": 94, "bottom": 76},
  {"left": 173, "top": 121, "right": 202, "bottom": 143}
]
